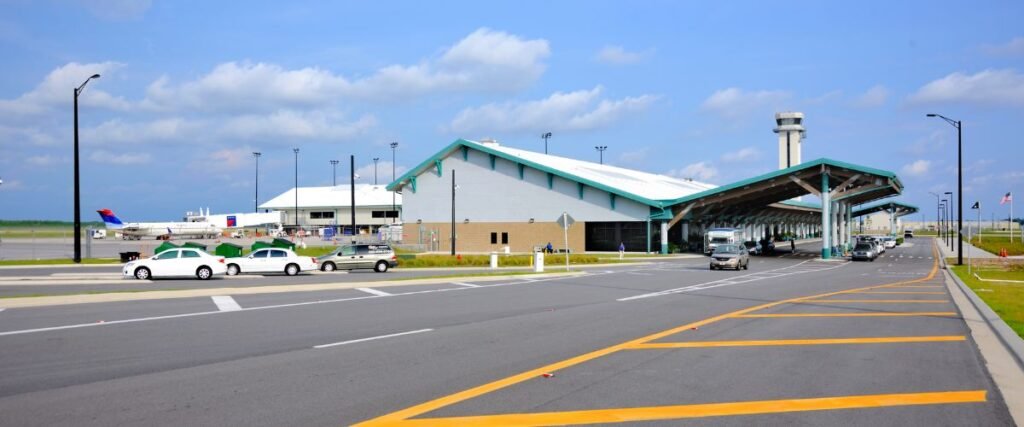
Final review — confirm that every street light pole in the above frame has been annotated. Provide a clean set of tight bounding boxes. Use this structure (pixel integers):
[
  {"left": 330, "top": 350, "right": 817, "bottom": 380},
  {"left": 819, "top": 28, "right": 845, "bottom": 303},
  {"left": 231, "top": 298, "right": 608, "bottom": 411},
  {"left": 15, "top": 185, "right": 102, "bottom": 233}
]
[
  {"left": 330, "top": 160, "right": 339, "bottom": 186},
  {"left": 928, "top": 113, "right": 963, "bottom": 265},
  {"left": 542, "top": 132, "right": 552, "bottom": 154},
  {"left": 350, "top": 155, "right": 356, "bottom": 243},
  {"left": 941, "top": 200, "right": 947, "bottom": 246},
  {"left": 293, "top": 148, "right": 300, "bottom": 231},
  {"left": 945, "top": 191, "right": 954, "bottom": 249},
  {"left": 390, "top": 142, "right": 398, "bottom": 223},
  {"left": 595, "top": 146, "right": 607, "bottom": 164},
  {"left": 373, "top": 157, "right": 380, "bottom": 185},
  {"left": 451, "top": 169, "right": 456, "bottom": 256},
  {"left": 252, "top": 152, "right": 261, "bottom": 212},
  {"left": 72, "top": 73, "right": 100, "bottom": 263}
]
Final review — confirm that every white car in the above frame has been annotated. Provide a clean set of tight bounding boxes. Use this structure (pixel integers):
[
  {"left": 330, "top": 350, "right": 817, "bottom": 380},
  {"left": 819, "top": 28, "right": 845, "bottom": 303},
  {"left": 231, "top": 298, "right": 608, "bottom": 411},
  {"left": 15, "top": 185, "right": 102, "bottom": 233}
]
[
  {"left": 225, "top": 248, "right": 317, "bottom": 276},
  {"left": 884, "top": 238, "right": 897, "bottom": 249},
  {"left": 124, "top": 248, "right": 227, "bottom": 280}
]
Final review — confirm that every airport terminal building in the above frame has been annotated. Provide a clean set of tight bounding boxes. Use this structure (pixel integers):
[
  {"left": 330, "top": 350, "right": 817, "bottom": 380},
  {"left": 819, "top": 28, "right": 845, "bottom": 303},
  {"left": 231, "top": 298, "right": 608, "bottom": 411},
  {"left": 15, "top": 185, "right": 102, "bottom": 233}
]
[
  {"left": 388, "top": 114, "right": 908, "bottom": 257},
  {"left": 259, "top": 185, "right": 401, "bottom": 236}
]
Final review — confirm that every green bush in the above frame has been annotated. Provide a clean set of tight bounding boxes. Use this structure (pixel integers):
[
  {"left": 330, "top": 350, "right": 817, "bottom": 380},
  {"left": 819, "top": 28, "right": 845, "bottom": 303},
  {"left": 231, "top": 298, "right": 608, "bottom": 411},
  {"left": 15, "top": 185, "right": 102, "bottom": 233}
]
[{"left": 896, "top": 237, "right": 904, "bottom": 245}]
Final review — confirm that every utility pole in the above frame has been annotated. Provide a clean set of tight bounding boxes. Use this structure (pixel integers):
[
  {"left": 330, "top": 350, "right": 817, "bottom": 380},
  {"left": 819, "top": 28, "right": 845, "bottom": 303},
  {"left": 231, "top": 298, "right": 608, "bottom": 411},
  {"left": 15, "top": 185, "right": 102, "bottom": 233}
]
[
  {"left": 390, "top": 142, "right": 398, "bottom": 223},
  {"left": 330, "top": 160, "right": 339, "bottom": 186},
  {"left": 72, "top": 73, "right": 101, "bottom": 263},
  {"left": 595, "top": 146, "right": 607, "bottom": 164},
  {"left": 252, "top": 152, "right": 261, "bottom": 212},
  {"left": 350, "top": 155, "right": 356, "bottom": 243},
  {"left": 451, "top": 169, "right": 456, "bottom": 256},
  {"left": 542, "top": 132, "right": 552, "bottom": 154},
  {"left": 293, "top": 148, "right": 300, "bottom": 230},
  {"left": 373, "top": 157, "right": 380, "bottom": 185}
]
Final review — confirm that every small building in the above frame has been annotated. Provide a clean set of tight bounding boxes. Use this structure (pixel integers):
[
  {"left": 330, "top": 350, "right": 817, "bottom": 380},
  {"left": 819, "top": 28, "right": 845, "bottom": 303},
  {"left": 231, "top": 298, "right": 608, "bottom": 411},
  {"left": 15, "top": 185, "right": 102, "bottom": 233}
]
[{"left": 259, "top": 185, "right": 401, "bottom": 236}]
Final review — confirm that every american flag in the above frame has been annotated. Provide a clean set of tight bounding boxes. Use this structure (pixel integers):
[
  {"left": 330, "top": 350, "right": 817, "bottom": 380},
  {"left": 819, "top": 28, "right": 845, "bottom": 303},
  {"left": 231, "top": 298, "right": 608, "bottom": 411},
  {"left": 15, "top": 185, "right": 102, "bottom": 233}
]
[{"left": 1001, "top": 192, "right": 1013, "bottom": 205}]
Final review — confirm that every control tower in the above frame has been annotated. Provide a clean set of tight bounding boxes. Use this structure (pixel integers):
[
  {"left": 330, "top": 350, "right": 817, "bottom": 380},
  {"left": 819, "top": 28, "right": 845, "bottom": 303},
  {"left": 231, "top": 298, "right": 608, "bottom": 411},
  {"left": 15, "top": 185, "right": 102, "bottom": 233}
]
[{"left": 773, "top": 112, "right": 805, "bottom": 170}]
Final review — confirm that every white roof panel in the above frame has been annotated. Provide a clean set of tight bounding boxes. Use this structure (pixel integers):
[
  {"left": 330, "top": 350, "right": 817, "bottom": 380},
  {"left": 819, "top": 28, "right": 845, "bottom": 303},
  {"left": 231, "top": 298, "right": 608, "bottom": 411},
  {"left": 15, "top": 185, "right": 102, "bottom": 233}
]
[{"left": 259, "top": 185, "right": 401, "bottom": 210}]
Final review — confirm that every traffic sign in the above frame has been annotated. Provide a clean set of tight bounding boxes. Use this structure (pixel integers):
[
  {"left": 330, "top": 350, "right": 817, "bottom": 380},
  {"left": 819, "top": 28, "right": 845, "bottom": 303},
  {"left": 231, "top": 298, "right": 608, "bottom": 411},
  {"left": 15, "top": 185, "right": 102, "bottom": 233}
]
[{"left": 556, "top": 213, "right": 575, "bottom": 229}]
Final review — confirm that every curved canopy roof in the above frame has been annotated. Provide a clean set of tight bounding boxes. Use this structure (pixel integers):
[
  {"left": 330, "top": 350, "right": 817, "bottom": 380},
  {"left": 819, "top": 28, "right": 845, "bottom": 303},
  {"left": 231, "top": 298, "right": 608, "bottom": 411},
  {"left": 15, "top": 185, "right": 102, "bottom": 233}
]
[{"left": 852, "top": 201, "right": 920, "bottom": 218}]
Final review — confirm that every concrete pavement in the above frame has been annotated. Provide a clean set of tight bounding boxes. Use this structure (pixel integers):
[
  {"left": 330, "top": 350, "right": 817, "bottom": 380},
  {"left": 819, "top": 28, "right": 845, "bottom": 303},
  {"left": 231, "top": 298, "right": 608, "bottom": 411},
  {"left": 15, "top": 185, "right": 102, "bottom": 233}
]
[{"left": 0, "top": 241, "right": 1015, "bottom": 426}]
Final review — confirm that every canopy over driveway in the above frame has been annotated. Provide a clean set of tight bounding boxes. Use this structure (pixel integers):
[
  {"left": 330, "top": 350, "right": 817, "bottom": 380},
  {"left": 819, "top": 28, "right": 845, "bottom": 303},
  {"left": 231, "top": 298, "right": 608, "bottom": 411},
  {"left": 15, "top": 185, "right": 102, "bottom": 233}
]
[
  {"left": 852, "top": 201, "right": 919, "bottom": 236},
  {"left": 655, "top": 158, "right": 904, "bottom": 259}
]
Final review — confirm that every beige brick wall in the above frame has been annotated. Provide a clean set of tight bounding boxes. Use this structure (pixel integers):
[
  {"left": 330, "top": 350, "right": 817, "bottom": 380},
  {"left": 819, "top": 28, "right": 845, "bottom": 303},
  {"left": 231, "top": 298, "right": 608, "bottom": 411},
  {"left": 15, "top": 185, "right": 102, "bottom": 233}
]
[{"left": 414, "top": 222, "right": 585, "bottom": 253}]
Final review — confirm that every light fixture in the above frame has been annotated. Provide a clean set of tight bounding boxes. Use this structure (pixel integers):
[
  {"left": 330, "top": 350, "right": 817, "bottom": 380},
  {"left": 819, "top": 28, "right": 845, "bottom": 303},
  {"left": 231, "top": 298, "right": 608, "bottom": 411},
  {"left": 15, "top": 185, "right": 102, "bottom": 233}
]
[
  {"left": 529, "top": 218, "right": 535, "bottom": 223},
  {"left": 464, "top": 218, "right": 470, "bottom": 224},
  {"left": 416, "top": 219, "right": 422, "bottom": 224}
]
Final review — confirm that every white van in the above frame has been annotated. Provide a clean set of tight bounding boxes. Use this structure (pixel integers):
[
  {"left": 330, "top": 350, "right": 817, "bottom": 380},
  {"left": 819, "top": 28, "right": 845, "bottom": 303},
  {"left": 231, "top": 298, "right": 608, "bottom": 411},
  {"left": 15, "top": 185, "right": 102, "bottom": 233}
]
[{"left": 705, "top": 228, "right": 744, "bottom": 255}]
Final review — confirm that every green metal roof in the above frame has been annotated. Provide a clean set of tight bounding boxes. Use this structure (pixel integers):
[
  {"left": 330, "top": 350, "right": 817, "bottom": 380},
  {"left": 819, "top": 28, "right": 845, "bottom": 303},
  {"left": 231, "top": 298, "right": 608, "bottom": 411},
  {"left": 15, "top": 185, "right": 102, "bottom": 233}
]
[{"left": 852, "top": 201, "right": 920, "bottom": 218}]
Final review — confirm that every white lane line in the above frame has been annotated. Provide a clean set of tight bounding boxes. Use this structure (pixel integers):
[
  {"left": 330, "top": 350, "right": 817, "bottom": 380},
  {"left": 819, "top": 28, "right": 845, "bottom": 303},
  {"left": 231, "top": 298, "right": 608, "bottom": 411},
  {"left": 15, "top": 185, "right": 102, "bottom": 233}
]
[
  {"left": 450, "top": 282, "right": 480, "bottom": 288},
  {"left": 313, "top": 328, "right": 433, "bottom": 349},
  {"left": 618, "top": 259, "right": 849, "bottom": 301},
  {"left": 625, "top": 272, "right": 653, "bottom": 276},
  {"left": 211, "top": 296, "right": 242, "bottom": 312},
  {"left": 355, "top": 287, "right": 393, "bottom": 297},
  {"left": 0, "top": 308, "right": 5, "bottom": 314}
]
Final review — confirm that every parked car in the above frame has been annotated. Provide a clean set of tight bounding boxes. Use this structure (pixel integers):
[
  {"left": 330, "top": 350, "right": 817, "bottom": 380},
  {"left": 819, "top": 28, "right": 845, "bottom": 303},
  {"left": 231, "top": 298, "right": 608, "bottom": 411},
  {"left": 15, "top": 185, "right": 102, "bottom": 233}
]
[
  {"left": 710, "top": 244, "right": 750, "bottom": 270},
  {"left": 758, "top": 238, "right": 776, "bottom": 255},
  {"left": 904, "top": 229, "right": 914, "bottom": 238},
  {"left": 225, "top": 248, "right": 317, "bottom": 276},
  {"left": 883, "top": 237, "right": 897, "bottom": 249},
  {"left": 743, "top": 241, "right": 761, "bottom": 255},
  {"left": 851, "top": 242, "right": 878, "bottom": 261},
  {"left": 318, "top": 244, "right": 398, "bottom": 273},
  {"left": 124, "top": 248, "right": 226, "bottom": 280}
]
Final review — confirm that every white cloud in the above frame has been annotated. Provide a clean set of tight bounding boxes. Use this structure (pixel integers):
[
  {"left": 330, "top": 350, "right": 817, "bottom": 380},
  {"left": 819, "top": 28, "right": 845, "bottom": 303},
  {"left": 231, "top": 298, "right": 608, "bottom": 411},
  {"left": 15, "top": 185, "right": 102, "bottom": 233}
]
[
  {"left": 26, "top": 155, "right": 67, "bottom": 167},
  {"left": 617, "top": 147, "right": 649, "bottom": 165},
  {"left": 447, "top": 86, "right": 657, "bottom": 134},
  {"left": 981, "top": 37, "right": 1024, "bottom": 56},
  {"left": 908, "top": 69, "right": 1024, "bottom": 106},
  {"left": 666, "top": 161, "right": 718, "bottom": 182},
  {"left": 218, "top": 110, "right": 376, "bottom": 142},
  {"left": 901, "top": 160, "right": 931, "bottom": 177},
  {"left": 0, "top": 179, "right": 23, "bottom": 190},
  {"left": 206, "top": 147, "right": 256, "bottom": 170},
  {"left": 143, "top": 28, "right": 550, "bottom": 110},
  {"left": 595, "top": 45, "right": 652, "bottom": 65},
  {"left": 700, "top": 88, "right": 791, "bottom": 118},
  {"left": 77, "top": 0, "right": 151, "bottom": 20},
  {"left": 83, "top": 117, "right": 200, "bottom": 144},
  {"left": 904, "top": 130, "right": 947, "bottom": 155},
  {"left": 355, "top": 161, "right": 408, "bottom": 186},
  {"left": 0, "top": 62, "right": 131, "bottom": 116},
  {"left": 90, "top": 150, "right": 151, "bottom": 165},
  {"left": 721, "top": 147, "right": 759, "bottom": 163},
  {"left": 853, "top": 85, "right": 888, "bottom": 108},
  {"left": 0, "top": 125, "right": 60, "bottom": 147}
]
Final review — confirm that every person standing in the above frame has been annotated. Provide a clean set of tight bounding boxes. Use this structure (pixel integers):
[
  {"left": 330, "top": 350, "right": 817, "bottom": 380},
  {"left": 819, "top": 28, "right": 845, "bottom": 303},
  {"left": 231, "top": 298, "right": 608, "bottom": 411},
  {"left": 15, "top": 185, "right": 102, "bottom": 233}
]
[{"left": 618, "top": 241, "right": 625, "bottom": 259}]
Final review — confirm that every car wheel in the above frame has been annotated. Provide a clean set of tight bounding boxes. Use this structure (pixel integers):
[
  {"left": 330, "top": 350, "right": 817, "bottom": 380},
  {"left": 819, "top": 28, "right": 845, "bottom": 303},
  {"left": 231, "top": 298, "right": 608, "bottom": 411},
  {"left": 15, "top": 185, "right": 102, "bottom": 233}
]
[
  {"left": 134, "top": 267, "right": 151, "bottom": 280},
  {"left": 196, "top": 266, "right": 213, "bottom": 280},
  {"left": 375, "top": 261, "right": 389, "bottom": 273},
  {"left": 285, "top": 263, "right": 300, "bottom": 276},
  {"left": 322, "top": 262, "right": 336, "bottom": 272},
  {"left": 227, "top": 264, "right": 240, "bottom": 276},
  {"left": 709, "top": 265, "right": 715, "bottom": 270},
  {"left": 743, "top": 261, "right": 749, "bottom": 270}
]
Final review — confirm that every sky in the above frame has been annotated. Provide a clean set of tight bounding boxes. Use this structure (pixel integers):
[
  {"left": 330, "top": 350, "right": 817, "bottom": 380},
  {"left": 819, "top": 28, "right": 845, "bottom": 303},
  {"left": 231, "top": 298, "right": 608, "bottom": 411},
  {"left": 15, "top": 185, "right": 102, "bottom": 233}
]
[{"left": 0, "top": 0, "right": 1022, "bottom": 222}]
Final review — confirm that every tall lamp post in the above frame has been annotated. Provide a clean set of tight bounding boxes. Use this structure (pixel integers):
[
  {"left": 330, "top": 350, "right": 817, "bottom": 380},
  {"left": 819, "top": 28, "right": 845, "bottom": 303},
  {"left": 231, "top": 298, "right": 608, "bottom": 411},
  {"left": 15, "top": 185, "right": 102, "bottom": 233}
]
[
  {"left": 293, "top": 148, "right": 300, "bottom": 231},
  {"left": 927, "top": 113, "right": 963, "bottom": 265},
  {"left": 390, "top": 142, "right": 398, "bottom": 223},
  {"left": 542, "top": 132, "right": 552, "bottom": 154},
  {"left": 595, "top": 146, "right": 607, "bottom": 164},
  {"left": 944, "top": 191, "right": 954, "bottom": 249},
  {"left": 451, "top": 169, "right": 456, "bottom": 255},
  {"left": 330, "top": 160, "right": 339, "bottom": 186},
  {"left": 940, "top": 199, "right": 947, "bottom": 246},
  {"left": 373, "top": 157, "right": 380, "bottom": 185},
  {"left": 73, "top": 73, "right": 101, "bottom": 263},
  {"left": 252, "top": 152, "right": 261, "bottom": 212},
  {"left": 928, "top": 191, "right": 940, "bottom": 238}
]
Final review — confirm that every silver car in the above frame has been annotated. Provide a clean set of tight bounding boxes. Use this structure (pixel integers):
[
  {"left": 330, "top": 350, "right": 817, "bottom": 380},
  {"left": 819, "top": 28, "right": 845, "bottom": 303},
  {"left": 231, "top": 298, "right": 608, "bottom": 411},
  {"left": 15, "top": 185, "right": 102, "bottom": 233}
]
[
  {"left": 318, "top": 244, "right": 398, "bottom": 273},
  {"left": 710, "top": 244, "right": 750, "bottom": 270}
]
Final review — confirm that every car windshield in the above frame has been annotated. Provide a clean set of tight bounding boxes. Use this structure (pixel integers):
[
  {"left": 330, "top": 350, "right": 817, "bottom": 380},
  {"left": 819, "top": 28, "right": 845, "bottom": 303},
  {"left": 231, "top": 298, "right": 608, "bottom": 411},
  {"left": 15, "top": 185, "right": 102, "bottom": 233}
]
[
  {"left": 716, "top": 245, "right": 740, "bottom": 254},
  {"left": 855, "top": 244, "right": 872, "bottom": 251},
  {"left": 711, "top": 237, "right": 730, "bottom": 243}
]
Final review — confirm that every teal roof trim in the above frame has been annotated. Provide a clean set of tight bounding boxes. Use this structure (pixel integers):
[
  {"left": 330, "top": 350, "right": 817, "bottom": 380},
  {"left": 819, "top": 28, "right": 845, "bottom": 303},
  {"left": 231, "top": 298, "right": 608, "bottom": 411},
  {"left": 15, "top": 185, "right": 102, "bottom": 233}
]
[
  {"left": 852, "top": 201, "right": 920, "bottom": 218},
  {"left": 663, "top": 158, "right": 902, "bottom": 207},
  {"left": 388, "top": 139, "right": 666, "bottom": 208}
]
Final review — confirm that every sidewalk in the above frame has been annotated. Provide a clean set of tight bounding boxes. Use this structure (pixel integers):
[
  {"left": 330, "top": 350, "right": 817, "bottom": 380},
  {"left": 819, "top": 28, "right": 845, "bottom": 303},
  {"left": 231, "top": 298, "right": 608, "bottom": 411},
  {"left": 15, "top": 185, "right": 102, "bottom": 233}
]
[{"left": 934, "top": 237, "right": 998, "bottom": 259}]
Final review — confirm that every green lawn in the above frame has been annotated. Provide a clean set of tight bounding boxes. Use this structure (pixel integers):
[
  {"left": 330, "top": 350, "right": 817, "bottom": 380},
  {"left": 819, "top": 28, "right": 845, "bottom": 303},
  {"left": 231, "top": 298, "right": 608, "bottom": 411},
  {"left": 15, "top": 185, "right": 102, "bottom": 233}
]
[
  {"left": 966, "top": 235, "right": 1024, "bottom": 256},
  {"left": 949, "top": 264, "right": 1024, "bottom": 339}
]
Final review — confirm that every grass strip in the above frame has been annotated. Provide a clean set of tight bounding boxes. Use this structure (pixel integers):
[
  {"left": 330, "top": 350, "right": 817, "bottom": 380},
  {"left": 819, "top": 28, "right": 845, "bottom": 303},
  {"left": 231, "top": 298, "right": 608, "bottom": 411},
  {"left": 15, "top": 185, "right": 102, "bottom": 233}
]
[{"left": 949, "top": 264, "right": 1024, "bottom": 339}]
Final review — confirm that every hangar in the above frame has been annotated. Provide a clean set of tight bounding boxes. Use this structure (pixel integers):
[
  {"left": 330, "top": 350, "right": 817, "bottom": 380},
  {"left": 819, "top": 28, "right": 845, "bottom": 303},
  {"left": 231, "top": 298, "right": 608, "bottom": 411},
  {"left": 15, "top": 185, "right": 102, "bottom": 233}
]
[{"left": 388, "top": 115, "right": 907, "bottom": 258}]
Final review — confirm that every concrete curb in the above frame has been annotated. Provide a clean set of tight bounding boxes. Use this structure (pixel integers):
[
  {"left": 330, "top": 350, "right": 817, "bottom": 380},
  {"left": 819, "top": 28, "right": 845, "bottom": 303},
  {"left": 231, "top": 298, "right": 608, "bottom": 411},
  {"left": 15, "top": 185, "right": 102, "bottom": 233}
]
[
  {"left": 0, "top": 271, "right": 587, "bottom": 309},
  {"left": 941, "top": 253, "right": 1024, "bottom": 371}
]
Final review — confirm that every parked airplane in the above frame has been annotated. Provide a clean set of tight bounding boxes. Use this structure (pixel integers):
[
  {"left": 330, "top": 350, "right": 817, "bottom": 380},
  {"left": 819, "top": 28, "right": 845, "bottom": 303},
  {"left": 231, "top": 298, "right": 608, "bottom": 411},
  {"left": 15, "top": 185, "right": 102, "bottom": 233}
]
[{"left": 96, "top": 209, "right": 222, "bottom": 240}]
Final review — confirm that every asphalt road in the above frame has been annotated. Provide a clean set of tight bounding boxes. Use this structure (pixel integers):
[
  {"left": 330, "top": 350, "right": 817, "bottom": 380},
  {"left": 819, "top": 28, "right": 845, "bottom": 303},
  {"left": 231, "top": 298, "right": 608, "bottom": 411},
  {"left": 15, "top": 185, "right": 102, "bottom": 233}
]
[{"left": 0, "top": 239, "right": 1014, "bottom": 426}]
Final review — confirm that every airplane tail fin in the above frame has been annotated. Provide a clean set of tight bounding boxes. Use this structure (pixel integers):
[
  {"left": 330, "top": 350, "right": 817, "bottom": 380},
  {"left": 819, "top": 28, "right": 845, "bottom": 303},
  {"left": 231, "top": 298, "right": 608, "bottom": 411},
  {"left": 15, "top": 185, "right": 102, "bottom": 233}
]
[{"left": 96, "top": 209, "right": 125, "bottom": 229}]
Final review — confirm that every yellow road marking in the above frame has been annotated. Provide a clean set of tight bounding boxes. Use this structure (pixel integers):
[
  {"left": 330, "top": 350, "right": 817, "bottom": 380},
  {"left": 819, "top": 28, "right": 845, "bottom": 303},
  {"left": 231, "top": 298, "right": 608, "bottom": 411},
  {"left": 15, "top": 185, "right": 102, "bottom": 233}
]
[
  {"left": 884, "top": 285, "right": 943, "bottom": 289},
  {"left": 391, "top": 391, "right": 987, "bottom": 426},
  {"left": 732, "top": 312, "right": 958, "bottom": 318},
  {"left": 626, "top": 336, "right": 965, "bottom": 349},
  {"left": 802, "top": 299, "right": 951, "bottom": 304},
  {"left": 853, "top": 291, "right": 947, "bottom": 295},
  {"left": 354, "top": 245, "right": 947, "bottom": 426}
]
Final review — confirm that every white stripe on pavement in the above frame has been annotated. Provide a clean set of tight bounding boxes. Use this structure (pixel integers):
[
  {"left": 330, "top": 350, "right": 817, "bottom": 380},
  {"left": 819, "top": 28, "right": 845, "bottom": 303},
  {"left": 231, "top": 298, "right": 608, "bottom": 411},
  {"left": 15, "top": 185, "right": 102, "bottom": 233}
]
[
  {"left": 618, "top": 260, "right": 848, "bottom": 301},
  {"left": 450, "top": 282, "right": 480, "bottom": 288},
  {"left": 355, "top": 287, "right": 393, "bottom": 297},
  {"left": 211, "top": 296, "right": 242, "bottom": 312},
  {"left": 313, "top": 329, "right": 433, "bottom": 349}
]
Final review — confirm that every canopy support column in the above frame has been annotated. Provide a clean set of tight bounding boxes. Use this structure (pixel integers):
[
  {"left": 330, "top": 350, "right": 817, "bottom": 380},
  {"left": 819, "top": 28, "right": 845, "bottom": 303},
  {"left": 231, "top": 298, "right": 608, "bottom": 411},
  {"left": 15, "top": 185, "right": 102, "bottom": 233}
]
[
  {"left": 660, "top": 221, "right": 669, "bottom": 254},
  {"left": 821, "top": 174, "right": 831, "bottom": 259}
]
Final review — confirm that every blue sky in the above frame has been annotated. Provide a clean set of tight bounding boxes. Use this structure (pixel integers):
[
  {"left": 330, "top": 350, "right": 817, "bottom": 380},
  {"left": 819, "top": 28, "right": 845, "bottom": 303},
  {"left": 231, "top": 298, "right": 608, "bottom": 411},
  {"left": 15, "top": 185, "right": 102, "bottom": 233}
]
[{"left": 0, "top": 0, "right": 1022, "bottom": 222}]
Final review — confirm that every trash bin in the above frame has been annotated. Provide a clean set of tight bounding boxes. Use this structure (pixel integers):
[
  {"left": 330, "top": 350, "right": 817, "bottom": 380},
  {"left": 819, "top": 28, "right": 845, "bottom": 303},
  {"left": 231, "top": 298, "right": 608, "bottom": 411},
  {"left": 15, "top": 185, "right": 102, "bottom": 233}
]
[
  {"left": 153, "top": 242, "right": 179, "bottom": 255},
  {"left": 215, "top": 243, "right": 244, "bottom": 258},
  {"left": 490, "top": 252, "right": 498, "bottom": 269},
  {"left": 271, "top": 238, "right": 296, "bottom": 250},
  {"left": 181, "top": 241, "right": 208, "bottom": 252},
  {"left": 119, "top": 252, "right": 140, "bottom": 262},
  {"left": 251, "top": 241, "right": 274, "bottom": 252},
  {"left": 534, "top": 251, "right": 544, "bottom": 273}
]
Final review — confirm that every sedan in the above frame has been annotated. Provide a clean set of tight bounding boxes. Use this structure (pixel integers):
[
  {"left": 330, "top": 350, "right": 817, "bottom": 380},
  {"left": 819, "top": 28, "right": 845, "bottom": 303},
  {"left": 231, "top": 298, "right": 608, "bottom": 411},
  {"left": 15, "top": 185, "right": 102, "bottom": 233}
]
[
  {"left": 851, "top": 243, "right": 878, "bottom": 262},
  {"left": 710, "top": 244, "right": 750, "bottom": 270},
  {"left": 124, "top": 248, "right": 227, "bottom": 280},
  {"left": 226, "top": 248, "right": 318, "bottom": 276}
]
